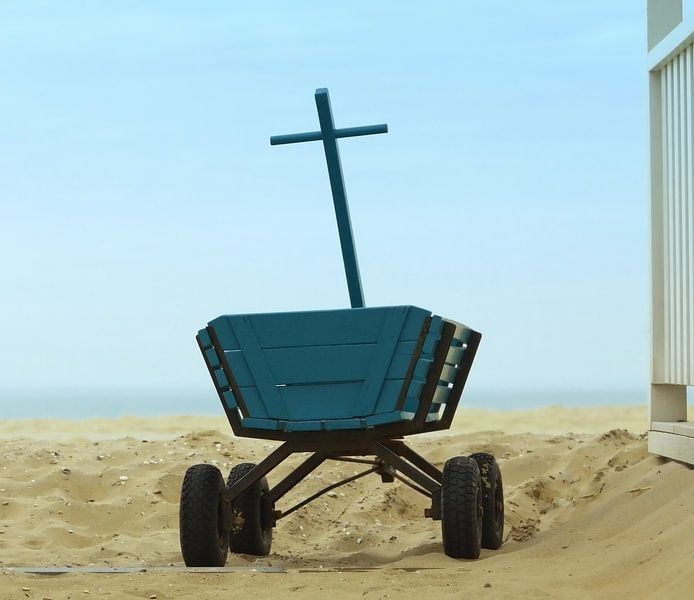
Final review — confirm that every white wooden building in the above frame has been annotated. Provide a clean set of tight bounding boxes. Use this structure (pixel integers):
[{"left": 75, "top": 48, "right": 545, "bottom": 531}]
[{"left": 648, "top": 0, "right": 694, "bottom": 464}]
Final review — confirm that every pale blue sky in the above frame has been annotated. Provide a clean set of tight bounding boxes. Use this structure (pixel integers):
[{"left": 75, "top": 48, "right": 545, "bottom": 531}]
[{"left": 1, "top": 2, "right": 653, "bottom": 410}]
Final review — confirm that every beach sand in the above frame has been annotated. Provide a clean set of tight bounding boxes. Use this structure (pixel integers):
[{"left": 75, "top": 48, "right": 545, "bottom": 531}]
[{"left": 1, "top": 405, "right": 693, "bottom": 599}]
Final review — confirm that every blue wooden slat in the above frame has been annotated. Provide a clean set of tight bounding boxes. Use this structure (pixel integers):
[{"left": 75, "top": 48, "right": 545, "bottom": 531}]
[
  {"left": 212, "top": 368, "right": 228, "bottom": 389},
  {"left": 422, "top": 333, "right": 441, "bottom": 356},
  {"left": 241, "top": 417, "right": 280, "bottom": 430},
  {"left": 365, "top": 411, "right": 410, "bottom": 427},
  {"left": 263, "top": 344, "right": 375, "bottom": 384},
  {"left": 229, "top": 316, "right": 287, "bottom": 419},
  {"left": 198, "top": 329, "right": 212, "bottom": 349},
  {"left": 414, "top": 357, "right": 433, "bottom": 380},
  {"left": 282, "top": 418, "right": 366, "bottom": 432},
  {"left": 244, "top": 415, "right": 412, "bottom": 432},
  {"left": 355, "top": 306, "right": 409, "bottom": 415},
  {"left": 205, "top": 348, "right": 220, "bottom": 369},
  {"left": 220, "top": 306, "right": 428, "bottom": 349},
  {"left": 324, "top": 417, "right": 365, "bottom": 430},
  {"left": 428, "top": 315, "right": 443, "bottom": 335},
  {"left": 222, "top": 390, "right": 237, "bottom": 409},
  {"left": 243, "top": 308, "right": 388, "bottom": 348},
  {"left": 283, "top": 420, "right": 323, "bottom": 432}
]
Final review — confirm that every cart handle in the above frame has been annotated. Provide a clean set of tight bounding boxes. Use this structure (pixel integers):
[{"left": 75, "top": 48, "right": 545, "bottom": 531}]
[{"left": 270, "top": 88, "right": 388, "bottom": 309}]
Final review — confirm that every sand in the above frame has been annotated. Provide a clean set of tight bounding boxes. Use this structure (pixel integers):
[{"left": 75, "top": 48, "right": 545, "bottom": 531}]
[{"left": 1, "top": 405, "right": 693, "bottom": 599}]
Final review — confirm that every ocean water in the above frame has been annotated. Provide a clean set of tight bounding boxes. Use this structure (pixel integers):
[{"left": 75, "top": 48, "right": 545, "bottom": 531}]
[{"left": 0, "top": 386, "right": 649, "bottom": 420}]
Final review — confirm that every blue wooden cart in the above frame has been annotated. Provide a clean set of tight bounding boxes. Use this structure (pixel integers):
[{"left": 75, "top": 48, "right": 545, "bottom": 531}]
[{"left": 180, "top": 89, "right": 503, "bottom": 566}]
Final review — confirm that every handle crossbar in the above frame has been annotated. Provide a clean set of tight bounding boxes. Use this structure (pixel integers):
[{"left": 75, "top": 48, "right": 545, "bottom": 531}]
[{"left": 270, "top": 123, "right": 388, "bottom": 146}]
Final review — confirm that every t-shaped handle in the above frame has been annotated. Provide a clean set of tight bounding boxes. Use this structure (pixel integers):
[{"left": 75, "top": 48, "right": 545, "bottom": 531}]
[{"left": 270, "top": 88, "right": 388, "bottom": 309}]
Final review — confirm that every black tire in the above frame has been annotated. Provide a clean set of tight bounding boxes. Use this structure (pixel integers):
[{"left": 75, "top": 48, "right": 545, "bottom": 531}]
[
  {"left": 441, "top": 456, "right": 482, "bottom": 559},
  {"left": 227, "top": 463, "right": 272, "bottom": 556},
  {"left": 470, "top": 453, "right": 504, "bottom": 550},
  {"left": 179, "top": 464, "right": 229, "bottom": 567}
]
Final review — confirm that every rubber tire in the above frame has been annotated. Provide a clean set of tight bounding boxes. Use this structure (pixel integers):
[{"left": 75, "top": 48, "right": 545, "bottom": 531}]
[
  {"left": 441, "top": 456, "right": 483, "bottom": 559},
  {"left": 179, "top": 464, "right": 229, "bottom": 567},
  {"left": 227, "top": 463, "right": 272, "bottom": 556},
  {"left": 470, "top": 452, "right": 504, "bottom": 550}
]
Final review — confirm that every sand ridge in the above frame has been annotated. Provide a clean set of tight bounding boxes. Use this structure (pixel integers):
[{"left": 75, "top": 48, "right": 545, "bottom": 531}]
[{"left": 1, "top": 406, "right": 693, "bottom": 598}]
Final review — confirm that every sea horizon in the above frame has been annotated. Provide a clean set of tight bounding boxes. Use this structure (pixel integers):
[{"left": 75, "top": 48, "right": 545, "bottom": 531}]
[{"left": 0, "top": 386, "right": 652, "bottom": 420}]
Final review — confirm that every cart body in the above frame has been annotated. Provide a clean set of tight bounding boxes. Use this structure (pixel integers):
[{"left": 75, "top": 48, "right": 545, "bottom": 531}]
[
  {"left": 198, "top": 305, "right": 480, "bottom": 439},
  {"left": 180, "top": 89, "right": 497, "bottom": 567}
]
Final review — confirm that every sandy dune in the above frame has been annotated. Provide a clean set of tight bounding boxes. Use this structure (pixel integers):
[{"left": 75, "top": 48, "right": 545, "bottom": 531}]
[{"left": 1, "top": 406, "right": 693, "bottom": 599}]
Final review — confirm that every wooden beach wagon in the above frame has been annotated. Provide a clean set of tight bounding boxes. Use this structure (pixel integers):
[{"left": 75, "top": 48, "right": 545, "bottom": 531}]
[{"left": 180, "top": 89, "right": 504, "bottom": 565}]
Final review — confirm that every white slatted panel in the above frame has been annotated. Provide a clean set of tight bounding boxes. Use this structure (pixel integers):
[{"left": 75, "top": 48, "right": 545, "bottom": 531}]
[{"left": 660, "top": 41, "right": 694, "bottom": 385}]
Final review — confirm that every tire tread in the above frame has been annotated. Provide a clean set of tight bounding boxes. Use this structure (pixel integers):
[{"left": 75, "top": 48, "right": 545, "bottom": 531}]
[
  {"left": 441, "top": 456, "right": 482, "bottom": 559},
  {"left": 179, "top": 464, "right": 228, "bottom": 567}
]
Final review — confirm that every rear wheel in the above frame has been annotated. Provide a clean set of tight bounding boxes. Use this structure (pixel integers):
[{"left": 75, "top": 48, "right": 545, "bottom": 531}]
[
  {"left": 441, "top": 456, "right": 482, "bottom": 559},
  {"left": 470, "top": 452, "right": 504, "bottom": 549},
  {"left": 227, "top": 463, "right": 272, "bottom": 556},
  {"left": 179, "top": 464, "right": 229, "bottom": 567}
]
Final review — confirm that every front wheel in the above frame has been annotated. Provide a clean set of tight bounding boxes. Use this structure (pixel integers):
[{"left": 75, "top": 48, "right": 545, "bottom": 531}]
[
  {"left": 179, "top": 464, "right": 229, "bottom": 567},
  {"left": 470, "top": 452, "right": 504, "bottom": 549},
  {"left": 441, "top": 456, "right": 482, "bottom": 559}
]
